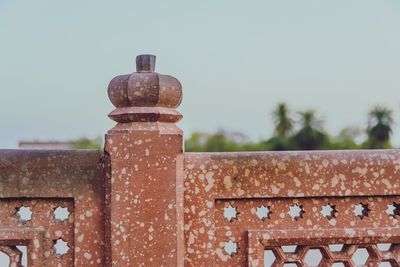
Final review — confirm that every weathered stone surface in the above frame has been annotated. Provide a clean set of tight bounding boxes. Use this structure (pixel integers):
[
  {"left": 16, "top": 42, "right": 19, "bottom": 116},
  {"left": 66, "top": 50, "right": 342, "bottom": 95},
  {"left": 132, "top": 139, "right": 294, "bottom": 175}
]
[
  {"left": 184, "top": 150, "right": 400, "bottom": 266},
  {"left": 0, "top": 150, "right": 105, "bottom": 266},
  {"left": 105, "top": 55, "right": 184, "bottom": 266}
]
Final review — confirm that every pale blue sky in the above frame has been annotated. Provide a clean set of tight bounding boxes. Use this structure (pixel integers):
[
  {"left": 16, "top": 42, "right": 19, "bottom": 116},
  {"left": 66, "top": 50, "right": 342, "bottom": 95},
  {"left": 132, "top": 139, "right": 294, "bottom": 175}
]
[{"left": 1, "top": 0, "right": 400, "bottom": 148}]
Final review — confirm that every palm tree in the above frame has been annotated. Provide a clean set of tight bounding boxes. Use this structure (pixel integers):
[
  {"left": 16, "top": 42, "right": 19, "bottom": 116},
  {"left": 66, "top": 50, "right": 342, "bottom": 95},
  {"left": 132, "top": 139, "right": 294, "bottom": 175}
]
[
  {"left": 292, "top": 111, "right": 327, "bottom": 150},
  {"left": 273, "top": 103, "right": 293, "bottom": 138},
  {"left": 366, "top": 106, "right": 393, "bottom": 149}
]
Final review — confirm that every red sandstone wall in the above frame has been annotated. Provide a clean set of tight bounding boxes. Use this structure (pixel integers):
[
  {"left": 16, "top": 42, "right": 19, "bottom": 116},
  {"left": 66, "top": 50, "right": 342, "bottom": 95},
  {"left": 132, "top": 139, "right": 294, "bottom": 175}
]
[
  {"left": 0, "top": 149, "right": 106, "bottom": 266},
  {"left": 184, "top": 150, "right": 400, "bottom": 266}
]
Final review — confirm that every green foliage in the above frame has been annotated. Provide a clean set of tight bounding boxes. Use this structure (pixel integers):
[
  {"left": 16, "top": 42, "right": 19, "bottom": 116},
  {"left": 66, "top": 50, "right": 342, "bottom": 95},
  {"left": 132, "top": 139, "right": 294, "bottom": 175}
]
[
  {"left": 68, "top": 104, "right": 396, "bottom": 152},
  {"left": 185, "top": 104, "right": 396, "bottom": 152},
  {"left": 185, "top": 131, "right": 264, "bottom": 152},
  {"left": 70, "top": 137, "right": 103, "bottom": 149},
  {"left": 291, "top": 111, "right": 328, "bottom": 150},
  {"left": 365, "top": 106, "right": 393, "bottom": 149},
  {"left": 273, "top": 103, "right": 293, "bottom": 138}
]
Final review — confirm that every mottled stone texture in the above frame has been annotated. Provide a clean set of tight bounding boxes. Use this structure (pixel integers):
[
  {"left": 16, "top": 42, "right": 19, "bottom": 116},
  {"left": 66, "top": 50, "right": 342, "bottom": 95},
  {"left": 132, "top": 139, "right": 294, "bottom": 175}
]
[
  {"left": 105, "top": 55, "right": 184, "bottom": 266},
  {"left": 0, "top": 150, "right": 105, "bottom": 266},
  {"left": 184, "top": 150, "right": 400, "bottom": 266}
]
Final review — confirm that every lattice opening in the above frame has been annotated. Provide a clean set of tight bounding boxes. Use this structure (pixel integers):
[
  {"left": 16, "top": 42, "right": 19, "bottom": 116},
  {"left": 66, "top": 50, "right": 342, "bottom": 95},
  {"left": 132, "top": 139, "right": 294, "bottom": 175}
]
[
  {"left": 379, "top": 262, "right": 393, "bottom": 267},
  {"left": 223, "top": 205, "right": 238, "bottom": 222},
  {"left": 53, "top": 206, "right": 70, "bottom": 221},
  {"left": 329, "top": 244, "right": 345, "bottom": 253},
  {"left": 282, "top": 245, "right": 298, "bottom": 254},
  {"left": 16, "top": 245, "right": 28, "bottom": 267},
  {"left": 331, "top": 262, "right": 346, "bottom": 267},
  {"left": 0, "top": 251, "right": 10, "bottom": 266},
  {"left": 303, "top": 248, "right": 323, "bottom": 266},
  {"left": 224, "top": 240, "right": 238, "bottom": 256},
  {"left": 264, "top": 244, "right": 400, "bottom": 266},
  {"left": 283, "top": 263, "right": 298, "bottom": 267},
  {"left": 378, "top": 243, "right": 392, "bottom": 252},
  {"left": 351, "top": 248, "right": 369, "bottom": 266},
  {"left": 16, "top": 206, "right": 32, "bottom": 222},
  {"left": 53, "top": 239, "right": 70, "bottom": 257},
  {"left": 264, "top": 250, "right": 277, "bottom": 267}
]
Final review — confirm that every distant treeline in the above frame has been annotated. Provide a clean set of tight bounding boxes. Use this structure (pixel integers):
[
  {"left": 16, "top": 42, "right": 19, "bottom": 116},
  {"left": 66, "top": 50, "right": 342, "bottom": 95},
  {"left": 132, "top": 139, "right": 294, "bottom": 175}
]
[
  {"left": 70, "top": 103, "right": 394, "bottom": 151},
  {"left": 185, "top": 103, "right": 394, "bottom": 152}
]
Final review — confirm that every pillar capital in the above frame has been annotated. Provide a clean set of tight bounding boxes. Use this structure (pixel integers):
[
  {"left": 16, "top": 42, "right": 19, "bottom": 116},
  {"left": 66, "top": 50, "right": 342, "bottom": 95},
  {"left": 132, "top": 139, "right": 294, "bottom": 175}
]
[{"left": 107, "top": 54, "right": 183, "bottom": 123}]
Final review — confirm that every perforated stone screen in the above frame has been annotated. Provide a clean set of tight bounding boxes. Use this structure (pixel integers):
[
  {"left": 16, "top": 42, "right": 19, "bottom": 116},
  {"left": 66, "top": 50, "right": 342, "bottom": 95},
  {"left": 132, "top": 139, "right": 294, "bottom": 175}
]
[{"left": 264, "top": 243, "right": 400, "bottom": 266}]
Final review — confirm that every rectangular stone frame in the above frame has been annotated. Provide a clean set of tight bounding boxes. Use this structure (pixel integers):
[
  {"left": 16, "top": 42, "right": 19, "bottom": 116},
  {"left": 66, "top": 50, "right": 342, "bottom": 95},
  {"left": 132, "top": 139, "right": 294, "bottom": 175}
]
[
  {"left": 184, "top": 150, "right": 400, "bottom": 266},
  {"left": 0, "top": 150, "right": 106, "bottom": 266}
]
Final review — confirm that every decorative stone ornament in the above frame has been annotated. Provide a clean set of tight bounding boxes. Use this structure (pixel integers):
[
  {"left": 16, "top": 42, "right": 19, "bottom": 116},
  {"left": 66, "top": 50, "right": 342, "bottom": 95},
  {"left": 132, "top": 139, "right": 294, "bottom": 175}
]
[
  {"left": 105, "top": 54, "right": 185, "bottom": 266},
  {"left": 107, "top": 54, "right": 183, "bottom": 123}
]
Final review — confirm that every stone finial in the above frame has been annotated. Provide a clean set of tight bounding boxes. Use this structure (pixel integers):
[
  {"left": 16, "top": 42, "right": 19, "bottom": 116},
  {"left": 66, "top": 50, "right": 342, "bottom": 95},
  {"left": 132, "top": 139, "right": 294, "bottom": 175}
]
[
  {"left": 136, "top": 54, "right": 156, "bottom": 72},
  {"left": 107, "top": 54, "right": 183, "bottom": 123}
]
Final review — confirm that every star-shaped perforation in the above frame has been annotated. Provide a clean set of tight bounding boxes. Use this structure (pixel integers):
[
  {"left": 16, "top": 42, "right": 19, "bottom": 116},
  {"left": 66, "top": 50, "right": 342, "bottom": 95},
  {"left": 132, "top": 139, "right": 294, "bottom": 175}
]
[
  {"left": 53, "top": 239, "right": 70, "bottom": 256},
  {"left": 320, "top": 204, "right": 337, "bottom": 220},
  {"left": 16, "top": 206, "right": 32, "bottom": 222},
  {"left": 386, "top": 202, "right": 400, "bottom": 217},
  {"left": 53, "top": 206, "right": 70, "bottom": 221},
  {"left": 224, "top": 240, "right": 238, "bottom": 256},
  {"left": 256, "top": 205, "right": 272, "bottom": 221},
  {"left": 353, "top": 203, "right": 370, "bottom": 219},
  {"left": 288, "top": 204, "right": 305, "bottom": 220},
  {"left": 223, "top": 205, "right": 238, "bottom": 222}
]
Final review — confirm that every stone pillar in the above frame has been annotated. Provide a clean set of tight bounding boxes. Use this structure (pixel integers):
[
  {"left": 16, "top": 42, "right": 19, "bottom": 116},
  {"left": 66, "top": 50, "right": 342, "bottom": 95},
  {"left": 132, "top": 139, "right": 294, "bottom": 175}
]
[{"left": 104, "top": 54, "right": 184, "bottom": 266}]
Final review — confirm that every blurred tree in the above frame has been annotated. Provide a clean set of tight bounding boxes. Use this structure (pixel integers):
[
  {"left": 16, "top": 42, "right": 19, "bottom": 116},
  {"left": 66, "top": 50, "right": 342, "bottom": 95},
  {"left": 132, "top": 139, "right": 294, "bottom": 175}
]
[
  {"left": 272, "top": 103, "right": 293, "bottom": 137},
  {"left": 291, "top": 111, "right": 328, "bottom": 150},
  {"left": 70, "top": 137, "right": 102, "bottom": 149},
  {"left": 273, "top": 103, "right": 293, "bottom": 138},
  {"left": 204, "top": 131, "right": 241, "bottom": 152},
  {"left": 268, "top": 103, "right": 295, "bottom": 150},
  {"left": 365, "top": 106, "right": 393, "bottom": 149},
  {"left": 185, "top": 132, "right": 207, "bottom": 152},
  {"left": 337, "top": 127, "right": 363, "bottom": 142},
  {"left": 184, "top": 105, "right": 395, "bottom": 152},
  {"left": 328, "top": 127, "right": 362, "bottom": 150},
  {"left": 263, "top": 136, "right": 294, "bottom": 151}
]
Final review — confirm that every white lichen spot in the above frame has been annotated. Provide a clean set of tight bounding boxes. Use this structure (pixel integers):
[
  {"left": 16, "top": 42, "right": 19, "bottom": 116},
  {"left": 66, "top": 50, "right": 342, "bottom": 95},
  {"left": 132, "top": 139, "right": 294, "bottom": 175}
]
[
  {"left": 188, "top": 232, "right": 196, "bottom": 244},
  {"left": 204, "top": 172, "right": 215, "bottom": 192},
  {"left": 84, "top": 252, "right": 92, "bottom": 260},
  {"left": 345, "top": 228, "right": 356, "bottom": 237},
  {"left": 382, "top": 179, "right": 392, "bottom": 189},
  {"left": 223, "top": 176, "right": 232, "bottom": 189},
  {"left": 33, "top": 239, "right": 40, "bottom": 249},
  {"left": 78, "top": 234, "right": 84, "bottom": 243},
  {"left": 271, "top": 185, "right": 280, "bottom": 195},
  {"left": 353, "top": 167, "right": 368, "bottom": 176},
  {"left": 312, "top": 184, "right": 320, "bottom": 190},
  {"left": 322, "top": 159, "right": 329, "bottom": 168},
  {"left": 293, "top": 177, "right": 301, "bottom": 187},
  {"left": 215, "top": 248, "right": 229, "bottom": 262},
  {"left": 331, "top": 175, "right": 339, "bottom": 187}
]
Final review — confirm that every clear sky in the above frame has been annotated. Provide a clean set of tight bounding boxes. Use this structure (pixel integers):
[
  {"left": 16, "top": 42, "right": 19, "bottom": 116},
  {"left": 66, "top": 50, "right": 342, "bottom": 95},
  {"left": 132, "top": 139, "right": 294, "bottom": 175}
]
[{"left": 0, "top": 0, "right": 400, "bottom": 148}]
